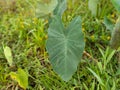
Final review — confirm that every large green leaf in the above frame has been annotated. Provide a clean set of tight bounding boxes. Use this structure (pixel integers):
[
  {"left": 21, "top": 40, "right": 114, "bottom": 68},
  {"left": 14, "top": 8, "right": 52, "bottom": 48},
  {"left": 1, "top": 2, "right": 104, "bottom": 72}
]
[
  {"left": 88, "top": 0, "right": 99, "bottom": 16},
  {"left": 53, "top": 0, "right": 67, "bottom": 16},
  {"left": 36, "top": 0, "right": 58, "bottom": 17},
  {"left": 111, "top": 0, "right": 120, "bottom": 12},
  {"left": 46, "top": 16, "right": 85, "bottom": 81}
]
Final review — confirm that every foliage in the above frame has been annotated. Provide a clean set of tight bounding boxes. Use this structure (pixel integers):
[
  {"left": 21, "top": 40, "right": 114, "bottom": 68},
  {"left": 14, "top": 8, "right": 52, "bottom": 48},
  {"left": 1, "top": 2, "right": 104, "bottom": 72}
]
[
  {"left": 88, "top": 0, "right": 99, "bottom": 16},
  {"left": 46, "top": 16, "right": 85, "bottom": 81},
  {"left": 0, "top": 0, "right": 120, "bottom": 89},
  {"left": 10, "top": 68, "right": 28, "bottom": 90},
  {"left": 53, "top": 0, "right": 67, "bottom": 16},
  {"left": 3, "top": 46, "right": 13, "bottom": 66},
  {"left": 36, "top": 0, "right": 85, "bottom": 81},
  {"left": 111, "top": 0, "right": 120, "bottom": 12}
]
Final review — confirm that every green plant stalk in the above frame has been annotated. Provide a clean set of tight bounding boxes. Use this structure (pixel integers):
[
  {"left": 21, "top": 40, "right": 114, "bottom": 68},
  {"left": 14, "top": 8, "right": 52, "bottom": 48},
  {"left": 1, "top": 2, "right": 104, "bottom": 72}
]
[
  {"left": 110, "top": 16, "right": 120, "bottom": 49},
  {"left": 118, "top": 52, "right": 120, "bottom": 64},
  {"left": 110, "top": 16, "right": 120, "bottom": 65}
]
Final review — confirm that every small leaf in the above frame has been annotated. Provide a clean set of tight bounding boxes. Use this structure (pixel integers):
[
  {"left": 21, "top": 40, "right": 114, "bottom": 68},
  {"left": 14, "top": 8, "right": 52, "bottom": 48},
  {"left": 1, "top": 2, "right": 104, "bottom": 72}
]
[
  {"left": 10, "top": 68, "right": 28, "bottom": 90},
  {"left": 36, "top": 0, "right": 58, "bottom": 17},
  {"left": 53, "top": 0, "right": 67, "bottom": 16},
  {"left": 4, "top": 46, "right": 13, "bottom": 66},
  {"left": 111, "top": 0, "right": 120, "bottom": 12},
  {"left": 88, "top": 0, "right": 99, "bottom": 16},
  {"left": 46, "top": 16, "right": 85, "bottom": 81}
]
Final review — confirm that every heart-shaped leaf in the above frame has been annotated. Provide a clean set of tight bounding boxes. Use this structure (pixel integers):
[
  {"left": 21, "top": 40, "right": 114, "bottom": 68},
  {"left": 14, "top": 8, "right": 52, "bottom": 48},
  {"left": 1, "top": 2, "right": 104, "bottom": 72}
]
[
  {"left": 36, "top": 0, "right": 58, "bottom": 17},
  {"left": 10, "top": 68, "right": 28, "bottom": 89},
  {"left": 46, "top": 16, "right": 85, "bottom": 81},
  {"left": 111, "top": 0, "right": 120, "bottom": 12}
]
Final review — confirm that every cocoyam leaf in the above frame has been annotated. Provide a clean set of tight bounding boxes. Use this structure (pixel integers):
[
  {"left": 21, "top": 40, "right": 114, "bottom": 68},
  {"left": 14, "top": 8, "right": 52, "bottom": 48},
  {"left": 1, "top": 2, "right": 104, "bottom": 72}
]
[
  {"left": 36, "top": 0, "right": 58, "bottom": 17},
  {"left": 54, "top": 0, "right": 67, "bottom": 16},
  {"left": 46, "top": 16, "right": 85, "bottom": 81}
]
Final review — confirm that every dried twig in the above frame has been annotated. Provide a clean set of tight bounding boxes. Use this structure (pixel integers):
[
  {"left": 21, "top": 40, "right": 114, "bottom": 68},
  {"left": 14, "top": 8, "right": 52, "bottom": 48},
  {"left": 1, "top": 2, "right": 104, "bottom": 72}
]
[{"left": 83, "top": 51, "right": 98, "bottom": 63}]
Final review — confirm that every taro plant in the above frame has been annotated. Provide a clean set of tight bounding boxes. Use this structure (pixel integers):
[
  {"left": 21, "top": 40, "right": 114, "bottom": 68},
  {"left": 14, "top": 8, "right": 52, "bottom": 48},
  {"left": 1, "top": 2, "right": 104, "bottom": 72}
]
[
  {"left": 36, "top": 0, "right": 120, "bottom": 82},
  {"left": 36, "top": 0, "right": 85, "bottom": 81},
  {"left": 46, "top": 16, "right": 85, "bottom": 81}
]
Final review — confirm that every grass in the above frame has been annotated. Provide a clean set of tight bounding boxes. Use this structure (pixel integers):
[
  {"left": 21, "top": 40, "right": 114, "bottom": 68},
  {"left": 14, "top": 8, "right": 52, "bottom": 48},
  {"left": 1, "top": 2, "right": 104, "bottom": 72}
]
[{"left": 0, "top": 0, "right": 120, "bottom": 90}]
